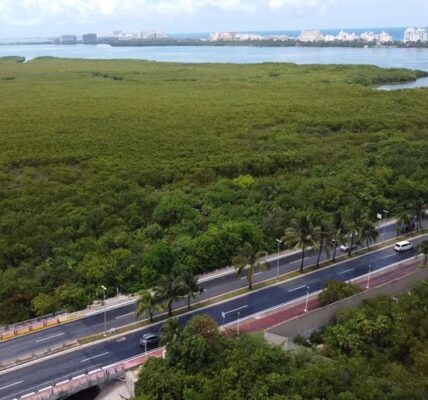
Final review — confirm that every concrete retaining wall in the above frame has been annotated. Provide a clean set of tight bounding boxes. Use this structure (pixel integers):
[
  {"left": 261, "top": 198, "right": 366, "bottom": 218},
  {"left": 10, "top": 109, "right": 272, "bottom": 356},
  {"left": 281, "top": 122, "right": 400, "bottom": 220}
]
[{"left": 266, "top": 266, "right": 428, "bottom": 341}]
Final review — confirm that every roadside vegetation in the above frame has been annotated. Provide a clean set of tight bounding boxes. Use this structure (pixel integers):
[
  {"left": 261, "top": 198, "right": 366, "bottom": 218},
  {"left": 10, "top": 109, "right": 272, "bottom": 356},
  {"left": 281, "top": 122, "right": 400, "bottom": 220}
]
[
  {"left": 0, "top": 56, "right": 427, "bottom": 324},
  {"left": 136, "top": 281, "right": 428, "bottom": 399}
]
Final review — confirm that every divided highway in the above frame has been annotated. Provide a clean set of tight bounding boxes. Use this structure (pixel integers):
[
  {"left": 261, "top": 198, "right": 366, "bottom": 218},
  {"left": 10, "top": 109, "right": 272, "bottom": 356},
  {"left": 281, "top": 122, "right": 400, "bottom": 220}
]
[
  {"left": 0, "top": 232, "right": 427, "bottom": 400},
  {"left": 0, "top": 220, "right": 408, "bottom": 363},
  {"left": 0, "top": 221, "right": 421, "bottom": 364}
]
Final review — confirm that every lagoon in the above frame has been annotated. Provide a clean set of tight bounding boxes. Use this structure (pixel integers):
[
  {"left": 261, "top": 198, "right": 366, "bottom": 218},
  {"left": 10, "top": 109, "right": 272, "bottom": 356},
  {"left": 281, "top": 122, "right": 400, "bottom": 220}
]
[{"left": 0, "top": 44, "right": 427, "bottom": 70}]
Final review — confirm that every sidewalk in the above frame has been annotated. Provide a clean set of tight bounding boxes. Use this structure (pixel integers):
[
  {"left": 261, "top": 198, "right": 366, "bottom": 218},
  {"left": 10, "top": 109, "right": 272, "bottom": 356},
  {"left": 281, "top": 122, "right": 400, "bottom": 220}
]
[{"left": 229, "top": 256, "right": 422, "bottom": 334}]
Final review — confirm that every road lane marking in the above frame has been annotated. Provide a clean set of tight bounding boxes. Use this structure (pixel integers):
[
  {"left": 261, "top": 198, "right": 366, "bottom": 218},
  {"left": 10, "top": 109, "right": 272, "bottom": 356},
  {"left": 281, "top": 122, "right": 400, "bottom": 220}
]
[
  {"left": 381, "top": 254, "right": 395, "bottom": 259},
  {"left": 35, "top": 332, "right": 65, "bottom": 343},
  {"left": 288, "top": 285, "right": 306, "bottom": 293},
  {"left": 0, "top": 381, "right": 23, "bottom": 391},
  {"left": 240, "top": 272, "right": 263, "bottom": 280},
  {"left": 338, "top": 268, "right": 354, "bottom": 275},
  {"left": 80, "top": 352, "right": 110, "bottom": 363},
  {"left": 115, "top": 312, "right": 135, "bottom": 320},
  {"left": 290, "top": 260, "right": 301, "bottom": 265}
]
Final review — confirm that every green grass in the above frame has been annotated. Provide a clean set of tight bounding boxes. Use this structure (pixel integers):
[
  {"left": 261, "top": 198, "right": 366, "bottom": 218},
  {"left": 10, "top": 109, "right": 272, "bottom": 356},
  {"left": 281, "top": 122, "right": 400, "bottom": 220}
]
[{"left": 0, "top": 56, "right": 427, "bottom": 324}]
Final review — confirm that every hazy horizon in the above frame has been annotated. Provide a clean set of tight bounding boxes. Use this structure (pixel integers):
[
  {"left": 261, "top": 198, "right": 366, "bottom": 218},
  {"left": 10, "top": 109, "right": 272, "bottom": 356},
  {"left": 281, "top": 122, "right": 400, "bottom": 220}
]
[{"left": 1, "top": 0, "right": 427, "bottom": 38}]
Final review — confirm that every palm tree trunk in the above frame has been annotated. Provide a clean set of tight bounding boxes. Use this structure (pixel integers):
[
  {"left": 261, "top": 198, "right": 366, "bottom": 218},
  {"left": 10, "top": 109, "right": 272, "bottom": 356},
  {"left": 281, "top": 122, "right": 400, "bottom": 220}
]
[
  {"left": 187, "top": 295, "right": 191, "bottom": 311},
  {"left": 300, "top": 248, "right": 305, "bottom": 273},
  {"left": 348, "top": 233, "right": 354, "bottom": 257},
  {"left": 168, "top": 300, "right": 172, "bottom": 317},
  {"left": 332, "top": 241, "right": 337, "bottom": 263},
  {"left": 316, "top": 243, "right": 323, "bottom": 268},
  {"left": 249, "top": 279, "right": 253, "bottom": 290},
  {"left": 366, "top": 239, "right": 370, "bottom": 250},
  {"left": 149, "top": 311, "right": 153, "bottom": 323}
]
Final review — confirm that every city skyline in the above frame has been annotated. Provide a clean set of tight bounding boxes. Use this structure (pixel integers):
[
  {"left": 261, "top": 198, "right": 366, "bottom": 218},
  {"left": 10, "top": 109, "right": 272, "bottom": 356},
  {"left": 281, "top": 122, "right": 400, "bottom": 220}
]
[{"left": 0, "top": 0, "right": 428, "bottom": 38}]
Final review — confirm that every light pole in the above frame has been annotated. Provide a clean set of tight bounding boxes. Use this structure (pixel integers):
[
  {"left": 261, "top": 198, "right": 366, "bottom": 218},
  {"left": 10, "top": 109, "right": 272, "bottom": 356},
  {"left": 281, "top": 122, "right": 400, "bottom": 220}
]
[
  {"left": 101, "top": 285, "right": 107, "bottom": 335},
  {"left": 366, "top": 265, "right": 372, "bottom": 289},
  {"left": 221, "top": 305, "right": 248, "bottom": 335},
  {"left": 275, "top": 239, "right": 282, "bottom": 279},
  {"left": 237, "top": 311, "right": 241, "bottom": 335},
  {"left": 144, "top": 340, "right": 148, "bottom": 356},
  {"left": 304, "top": 285, "right": 310, "bottom": 312},
  {"left": 383, "top": 210, "right": 389, "bottom": 233}
]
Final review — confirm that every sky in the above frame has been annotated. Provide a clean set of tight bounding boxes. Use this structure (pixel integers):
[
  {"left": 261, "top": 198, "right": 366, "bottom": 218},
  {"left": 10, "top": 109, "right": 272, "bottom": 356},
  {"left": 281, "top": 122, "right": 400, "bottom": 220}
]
[{"left": 0, "top": 0, "right": 427, "bottom": 37}]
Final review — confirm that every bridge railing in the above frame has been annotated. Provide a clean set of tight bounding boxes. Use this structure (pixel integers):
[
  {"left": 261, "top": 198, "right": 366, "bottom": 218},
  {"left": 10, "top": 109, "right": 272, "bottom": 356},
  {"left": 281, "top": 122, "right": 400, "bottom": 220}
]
[{"left": 13, "top": 348, "right": 165, "bottom": 400}]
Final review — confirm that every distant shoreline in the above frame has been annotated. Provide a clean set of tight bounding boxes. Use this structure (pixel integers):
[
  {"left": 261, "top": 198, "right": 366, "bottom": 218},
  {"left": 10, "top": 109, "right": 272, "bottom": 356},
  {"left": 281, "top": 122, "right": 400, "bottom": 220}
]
[{"left": 1, "top": 39, "right": 428, "bottom": 49}]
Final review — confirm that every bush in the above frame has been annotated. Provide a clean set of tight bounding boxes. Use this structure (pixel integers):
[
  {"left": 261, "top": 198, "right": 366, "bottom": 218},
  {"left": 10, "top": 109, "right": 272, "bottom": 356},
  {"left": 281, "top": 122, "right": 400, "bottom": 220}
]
[{"left": 318, "top": 280, "right": 362, "bottom": 307}]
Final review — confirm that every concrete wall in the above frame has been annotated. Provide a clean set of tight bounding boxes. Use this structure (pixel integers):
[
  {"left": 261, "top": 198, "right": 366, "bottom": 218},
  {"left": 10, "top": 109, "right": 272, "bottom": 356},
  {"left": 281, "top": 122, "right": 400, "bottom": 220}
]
[{"left": 266, "top": 267, "right": 428, "bottom": 341}]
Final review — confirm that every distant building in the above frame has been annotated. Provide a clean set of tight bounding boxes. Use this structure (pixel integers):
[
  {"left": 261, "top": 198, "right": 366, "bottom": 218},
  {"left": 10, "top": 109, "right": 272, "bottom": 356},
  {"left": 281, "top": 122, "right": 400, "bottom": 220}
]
[
  {"left": 209, "top": 32, "right": 236, "bottom": 41},
  {"left": 82, "top": 33, "right": 97, "bottom": 44},
  {"left": 60, "top": 35, "right": 77, "bottom": 44},
  {"left": 404, "top": 27, "right": 417, "bottom": 42},
  {"left": 298, "top": 29, "right": 324, "bottom": 42},
  {"left": 404, "top": 27, "right": 427, "bottom": 42},
  {"left": 416, "top": 28, "right": 428, "bottom": 42},
  {"left": 377, "top": 31, "right": 393, "bottom": 43},
  {"left": 140, "top": 31, "right": 165, "bottom": 39}
]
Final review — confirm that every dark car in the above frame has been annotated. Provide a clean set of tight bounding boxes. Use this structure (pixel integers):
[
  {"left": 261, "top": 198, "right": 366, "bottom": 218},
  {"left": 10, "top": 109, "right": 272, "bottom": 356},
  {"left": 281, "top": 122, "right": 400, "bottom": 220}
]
[{"left": 139, "top": 332, "right": 160, "bottom": 349}]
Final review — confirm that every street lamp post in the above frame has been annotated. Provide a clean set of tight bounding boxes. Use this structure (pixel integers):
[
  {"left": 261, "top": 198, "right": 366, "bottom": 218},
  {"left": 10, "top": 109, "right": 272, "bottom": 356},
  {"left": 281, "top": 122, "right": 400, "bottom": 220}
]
[
  {"left": 144, "top": 340, "right": 148, "bottom": 356},
  {"left": 275, "top": 239, "right": 282, "bottom": 279},
  {"left": 101, "top": 285, "right": 107, "bottom": 335},
  {"left": 383, "top": 210, "right": 389, "bottom": 233},
  {"left": 304, "top": 286, "right": 310, "bottom": 312},
  {"left": 366, "top": 265, "right": 372, "bottom": 289},
  {"left": 237, "top": 311, "right": 241, "bottom": 335}
]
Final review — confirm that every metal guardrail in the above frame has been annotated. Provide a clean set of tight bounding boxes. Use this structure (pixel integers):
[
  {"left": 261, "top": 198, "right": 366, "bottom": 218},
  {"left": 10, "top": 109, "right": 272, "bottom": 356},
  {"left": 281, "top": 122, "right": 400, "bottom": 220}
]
[{"left": 0, "top": 340, "right": 79, "bottom": 372}]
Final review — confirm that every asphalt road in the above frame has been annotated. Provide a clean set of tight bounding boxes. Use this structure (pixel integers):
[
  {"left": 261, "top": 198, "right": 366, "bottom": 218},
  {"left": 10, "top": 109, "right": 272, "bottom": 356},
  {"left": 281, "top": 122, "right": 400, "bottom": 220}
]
[
  {"left": 0, "top": 232, "right": 427, "bottom": 400},
  {"left": 0, "top": 221, "right": 423, "bottom": 364}
]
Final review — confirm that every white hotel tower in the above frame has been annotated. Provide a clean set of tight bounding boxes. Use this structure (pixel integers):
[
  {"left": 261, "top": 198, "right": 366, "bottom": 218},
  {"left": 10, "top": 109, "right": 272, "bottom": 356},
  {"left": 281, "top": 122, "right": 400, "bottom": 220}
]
[{"left": 404, "top": 27, "right": 428, "bottom": 42}]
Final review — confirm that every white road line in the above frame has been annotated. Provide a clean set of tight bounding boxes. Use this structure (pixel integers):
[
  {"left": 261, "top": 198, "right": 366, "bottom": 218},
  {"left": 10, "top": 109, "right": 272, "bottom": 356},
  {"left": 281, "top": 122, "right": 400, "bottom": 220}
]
[
  {"left": 0, "top": 381, "right": 23, "bottom": 391},
  {"left": 290, "top": 260, "right": 301, "bottom": 265},
  {"left": 222, "top": 305, "right": 248, "bottom": 317},
  {"left": 381, "top": 254, "right": 395, "bottom": 259},
  {"left": 288, "top": 285, "right": 306, "bottom": 293},
  {"left": 115, "top": 312, "right": 135, "bottom": 320},
  {"left": 240, "top": 272, "right": 264, "bottom": 280},
  {"left": 80, "top": 352, "right": 110, "bottom": 363},
  {"left": 338, "top": 268, "right": 354, "bottom": 275},
  {"left": 35, "top": 332, "right": 65, "bottom": 343}
]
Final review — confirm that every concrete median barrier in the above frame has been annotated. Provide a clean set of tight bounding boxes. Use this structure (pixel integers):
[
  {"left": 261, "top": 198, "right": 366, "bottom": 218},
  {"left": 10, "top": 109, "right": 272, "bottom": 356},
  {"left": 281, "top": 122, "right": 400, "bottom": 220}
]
[{"left": 0, "top": 340, "right": 79, "bottom": 372}]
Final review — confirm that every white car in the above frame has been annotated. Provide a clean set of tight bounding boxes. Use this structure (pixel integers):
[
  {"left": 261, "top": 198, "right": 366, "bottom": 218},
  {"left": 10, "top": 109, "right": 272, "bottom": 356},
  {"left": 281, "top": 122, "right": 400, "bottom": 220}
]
[
  {"left": 340, "top": 243, "right": 358, "bottom": 252},
  {"left": 394, "top": 240, "right": 414, "bottom": 252}
]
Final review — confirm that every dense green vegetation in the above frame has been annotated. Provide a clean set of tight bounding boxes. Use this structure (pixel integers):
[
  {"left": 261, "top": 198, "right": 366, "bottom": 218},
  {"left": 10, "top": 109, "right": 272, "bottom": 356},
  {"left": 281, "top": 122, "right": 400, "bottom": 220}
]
[
  {"left": 318, "top": 280, "right": 362, "bottom": 306},
  {"left": 0, "top": 56, "right": 427, "bottom": 324},
  {"left": 136, "top": 282, "right": 428, "bottom": 399}
]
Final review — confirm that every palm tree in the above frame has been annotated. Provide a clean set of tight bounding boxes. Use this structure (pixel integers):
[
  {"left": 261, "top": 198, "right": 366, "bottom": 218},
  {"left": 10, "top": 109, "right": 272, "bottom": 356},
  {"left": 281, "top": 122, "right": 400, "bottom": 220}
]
[
  {"left": 360, "top": 220, "right": 379, "bottom": 250},
  {"left": 397, "top": 212, "right": 412, "bottom": 237},
  {"left": 233, "top": 242, "right": 268, "bottom": 290},
  {"left": 416, "top": 240, "right": 428, "bottom": 267},
  {"left": 331, "top": 212, "right": 347, "bottom": 263},
  {"left": 344, "top": 208, "right": 365, "bottom": 257},
  {"left": 412, "top": 200, "right": 426, "bottom": 232},
  {"left": 180, "top": 271, "right": 201, "bottom": 311},
  {"left": 136, "top": 289, "right": 162, "bottom": 323},
  {"left": 316, "top": 221, "right": 332, "bottom": 268},
  {"left": 282, "top": 213, "right": 320, "bottom": 273},
  {"left": 155, "top": 272, "right": 183, "bottom": 317},
  {"left": 160, "top": 317, "right": 181, "bottom": 347}
]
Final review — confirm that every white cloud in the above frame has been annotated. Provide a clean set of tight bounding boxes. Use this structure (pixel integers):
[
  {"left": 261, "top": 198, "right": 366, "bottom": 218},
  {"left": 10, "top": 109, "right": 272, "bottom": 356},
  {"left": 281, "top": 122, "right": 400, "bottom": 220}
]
[{"left": 0, "top": 0, "right": 336, "bottom": 26}]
